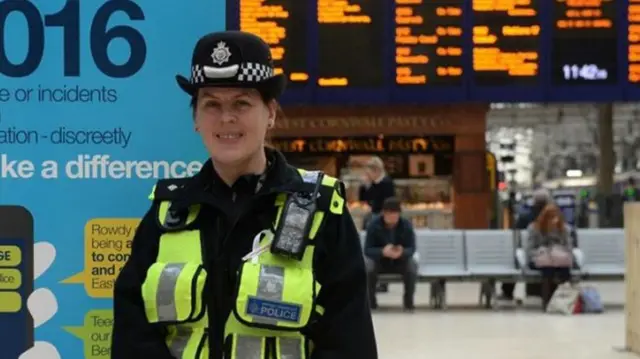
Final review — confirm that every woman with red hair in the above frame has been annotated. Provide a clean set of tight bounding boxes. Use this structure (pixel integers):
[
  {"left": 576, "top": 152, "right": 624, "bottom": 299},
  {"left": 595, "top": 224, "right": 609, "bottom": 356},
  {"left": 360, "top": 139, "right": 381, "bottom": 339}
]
[{"left": 527, "top": 203, "right": 574, "bottom": 309}]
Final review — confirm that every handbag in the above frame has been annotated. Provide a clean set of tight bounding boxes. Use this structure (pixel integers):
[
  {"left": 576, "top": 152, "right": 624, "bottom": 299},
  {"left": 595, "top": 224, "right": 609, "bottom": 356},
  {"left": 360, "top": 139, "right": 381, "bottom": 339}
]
[
  {"left": 532, "top": 247, "right": 552, "bottom": 268},
  {"left": 549, "top": 244, "right": 573, "bottom": 267}
]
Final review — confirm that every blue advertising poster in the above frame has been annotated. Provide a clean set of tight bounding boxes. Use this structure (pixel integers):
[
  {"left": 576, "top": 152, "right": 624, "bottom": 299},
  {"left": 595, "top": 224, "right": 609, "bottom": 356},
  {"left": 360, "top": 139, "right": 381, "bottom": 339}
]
[{"left": 0, "top": 0, "right": 223, "bottom": 358}]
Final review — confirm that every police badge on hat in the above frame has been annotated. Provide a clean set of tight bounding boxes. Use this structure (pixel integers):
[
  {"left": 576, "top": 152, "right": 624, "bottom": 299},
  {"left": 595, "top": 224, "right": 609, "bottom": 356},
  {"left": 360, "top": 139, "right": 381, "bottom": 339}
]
[
  {"left": 211, "top": 41, "right": 232, "bottom": 65},
  {"left": 175, "top": 31, "right": 287, "bottom": 100}
]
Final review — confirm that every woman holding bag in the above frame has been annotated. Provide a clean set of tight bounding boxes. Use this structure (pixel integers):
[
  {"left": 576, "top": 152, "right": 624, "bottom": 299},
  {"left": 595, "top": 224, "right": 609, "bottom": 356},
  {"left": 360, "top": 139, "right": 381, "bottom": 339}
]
[{"left": 527, "top": 204, "right": 574, "bottom": 310}]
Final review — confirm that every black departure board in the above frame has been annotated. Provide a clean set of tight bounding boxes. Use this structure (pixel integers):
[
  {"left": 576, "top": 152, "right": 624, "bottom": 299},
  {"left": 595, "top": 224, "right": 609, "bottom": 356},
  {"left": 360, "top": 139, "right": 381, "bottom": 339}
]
[
  {"left": 394, "top": 0, "right": 465, "bottom": 86},
  {"left": 471, "top": 0, "right": 541, "bottom": 86},
  {"left": 629, "top": 0, "right": 640, "bottom": 84},
  {"left": 551, "top": 0, "right": 617, "bottom": 84},
  {"left": 227, "top": 1, "right": 640, "bottom": 103},
  {"left": 317, "top": 0, "right": 385, "bottom": 87},
  {"left": 239, "top": 0, "right": 309, "bottom": 85}
]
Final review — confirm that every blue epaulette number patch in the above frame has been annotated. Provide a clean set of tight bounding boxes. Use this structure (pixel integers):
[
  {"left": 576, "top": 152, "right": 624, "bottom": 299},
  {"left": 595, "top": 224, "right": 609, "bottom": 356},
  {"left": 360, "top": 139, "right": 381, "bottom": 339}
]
[{"left": 246, "top": 297, "right": 301, "bottom": 323}]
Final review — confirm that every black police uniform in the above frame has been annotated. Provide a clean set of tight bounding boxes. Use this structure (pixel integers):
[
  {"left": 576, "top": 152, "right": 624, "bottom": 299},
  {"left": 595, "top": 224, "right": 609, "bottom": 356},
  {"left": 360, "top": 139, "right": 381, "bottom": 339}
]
[
  {"left": 112, "top": 149, "right": 378, "bottom": 359},
  {"left": 111, "top": 30, "right": 378, "bottom": 359}
]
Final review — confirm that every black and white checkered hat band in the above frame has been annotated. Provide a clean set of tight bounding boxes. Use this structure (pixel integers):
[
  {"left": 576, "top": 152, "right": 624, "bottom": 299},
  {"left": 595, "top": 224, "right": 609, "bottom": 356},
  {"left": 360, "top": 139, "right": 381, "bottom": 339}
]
[
  {"left": 191, "top": 65, "right": 205, "bottom": 84},
  {"left": 190, "top": 62, "right": 274, "bottom": 84},
  {"left": 237, "top": 62, "right": 274, "bottom": 82}
]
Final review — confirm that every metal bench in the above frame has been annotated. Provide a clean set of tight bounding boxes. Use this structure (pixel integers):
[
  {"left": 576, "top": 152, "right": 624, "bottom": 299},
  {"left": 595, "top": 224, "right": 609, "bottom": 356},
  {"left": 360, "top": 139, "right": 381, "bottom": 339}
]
[
  {"left": 358, "top": 227, "right": 623, "bottom": 309},
  {"left": 415, "top": 230, "right": 467, "bottom": 309},
  {"left": 415, "top": 229, "right": 467, "bottom": 279},
  {"left": 464, "top": 230, "right": 521, "bottom": 308},
  {"left": 575, "top": 228, "right": 625, "bottom": 280}
]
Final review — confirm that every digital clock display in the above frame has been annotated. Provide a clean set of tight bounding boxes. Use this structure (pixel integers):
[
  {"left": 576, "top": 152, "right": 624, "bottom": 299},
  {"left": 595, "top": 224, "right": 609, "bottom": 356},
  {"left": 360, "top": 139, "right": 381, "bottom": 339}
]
[{"left": 551, "top": 0, "right": 617, "bottom": 84}]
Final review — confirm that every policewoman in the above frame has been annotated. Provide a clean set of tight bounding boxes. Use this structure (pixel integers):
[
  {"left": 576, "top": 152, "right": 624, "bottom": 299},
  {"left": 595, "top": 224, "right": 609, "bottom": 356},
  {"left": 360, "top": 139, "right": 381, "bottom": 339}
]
[{"left": 111, "top": 31, "right": 378, "bottom": 359}]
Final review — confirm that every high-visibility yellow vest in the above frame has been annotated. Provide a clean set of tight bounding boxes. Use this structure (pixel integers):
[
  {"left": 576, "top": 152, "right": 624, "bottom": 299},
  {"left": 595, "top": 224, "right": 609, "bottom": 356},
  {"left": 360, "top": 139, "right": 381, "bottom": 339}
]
[{"left": 140, "top": 169, "right": 344, "bottom": 359}]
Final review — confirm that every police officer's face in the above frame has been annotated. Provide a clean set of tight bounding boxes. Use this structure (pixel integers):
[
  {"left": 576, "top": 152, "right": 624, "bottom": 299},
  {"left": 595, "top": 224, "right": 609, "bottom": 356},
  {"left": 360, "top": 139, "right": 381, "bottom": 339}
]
[{"left": 195, "top": 88, "right": 275, "bottom": 165}]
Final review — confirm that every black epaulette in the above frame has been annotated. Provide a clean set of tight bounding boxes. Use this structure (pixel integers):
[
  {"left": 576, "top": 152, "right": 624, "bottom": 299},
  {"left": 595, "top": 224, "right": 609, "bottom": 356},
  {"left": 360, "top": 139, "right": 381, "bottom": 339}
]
[
  {"left": 289, "top": 171, "right": 343, "bottom": 214},
  {"left": 148, "top": 178, "right": 193, "bottom": 202},
  {"left": 149, "top": 178, "right": 201, "bottom": 231},
  {"left": 316, "top": 183, "right": 338, "bottom": 213}
]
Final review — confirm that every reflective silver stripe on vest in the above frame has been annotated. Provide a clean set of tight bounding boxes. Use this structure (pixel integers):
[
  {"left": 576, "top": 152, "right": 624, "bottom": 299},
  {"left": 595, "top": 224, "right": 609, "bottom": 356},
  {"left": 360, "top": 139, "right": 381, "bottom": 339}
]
[
  {"left": 157, "top": 263, "right": 185, "bottom": 321},
  {"left": 236, "top": 335, "right": 263, "bottom": 359},
  {"left": 255, "top": 265, "right": 285, "bottom": 325},
  {"left": 169, "top": 327, "right": 191, "bottom": 359},
  {"left": 279, "top": 337, "right": 303, "bottom": 359}
]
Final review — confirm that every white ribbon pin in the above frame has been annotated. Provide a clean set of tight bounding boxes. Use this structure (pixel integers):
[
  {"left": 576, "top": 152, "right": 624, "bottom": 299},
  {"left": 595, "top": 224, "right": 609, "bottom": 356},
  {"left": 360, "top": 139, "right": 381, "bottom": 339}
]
[{"left": 242, "top": 229, "right": 274, "bottom": 263}]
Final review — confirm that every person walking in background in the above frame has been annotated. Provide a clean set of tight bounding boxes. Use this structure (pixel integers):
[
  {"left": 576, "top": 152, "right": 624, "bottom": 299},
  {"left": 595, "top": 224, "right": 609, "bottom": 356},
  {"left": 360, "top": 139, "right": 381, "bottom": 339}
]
[
  {"left": 359, "top": 156, "right": 396, "bottom": 230},
  {"left": 364, "top": 197, "right": 418, "bottom": 311},
  {"left": 622, "top": 177, "right": 639, "bottom": 226},
  {"left": 623, "top": 177, "right": 639, "bottom": 202}
]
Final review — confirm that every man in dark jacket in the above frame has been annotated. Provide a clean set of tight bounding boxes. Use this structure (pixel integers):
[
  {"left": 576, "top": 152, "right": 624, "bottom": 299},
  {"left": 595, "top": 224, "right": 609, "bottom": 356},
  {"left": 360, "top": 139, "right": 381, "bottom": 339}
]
[
  {"left": 358, "top": 156, "right": 396, "bottom": 229},
  {"left": 364, "top": 197, "right": 417, "bottom": 310}
]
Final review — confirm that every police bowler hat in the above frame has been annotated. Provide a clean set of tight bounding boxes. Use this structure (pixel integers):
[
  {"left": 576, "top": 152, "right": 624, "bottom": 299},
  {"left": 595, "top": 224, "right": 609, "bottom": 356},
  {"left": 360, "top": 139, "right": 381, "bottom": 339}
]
[{"left": 176, "top": 31, "right": 286, "bottom": 100}]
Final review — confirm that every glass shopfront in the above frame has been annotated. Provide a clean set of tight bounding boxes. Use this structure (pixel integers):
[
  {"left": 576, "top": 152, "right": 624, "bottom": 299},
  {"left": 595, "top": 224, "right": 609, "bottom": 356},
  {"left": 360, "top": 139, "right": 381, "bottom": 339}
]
[{"left": 272, "top": 135, "right": 455, "bottom": 229}]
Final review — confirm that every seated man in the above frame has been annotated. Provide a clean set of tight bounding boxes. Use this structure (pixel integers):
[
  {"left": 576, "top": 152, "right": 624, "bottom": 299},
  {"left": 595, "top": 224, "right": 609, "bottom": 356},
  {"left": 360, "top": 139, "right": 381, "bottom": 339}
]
[{"left": 364, "top": 197, "right": 418, "bottom": 310}]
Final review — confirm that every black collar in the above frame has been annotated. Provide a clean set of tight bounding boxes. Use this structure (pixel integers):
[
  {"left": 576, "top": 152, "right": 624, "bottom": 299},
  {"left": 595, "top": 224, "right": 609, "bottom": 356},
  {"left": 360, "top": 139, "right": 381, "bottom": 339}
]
[
  {"left": 167, "top": 147, "right": 333, "bottom": 216},
  {"left": 196, "top": 148, "right": 298, "bottom": 190},
  {"left": 172, "top": 147, "right": 302, "bottom": 209}
]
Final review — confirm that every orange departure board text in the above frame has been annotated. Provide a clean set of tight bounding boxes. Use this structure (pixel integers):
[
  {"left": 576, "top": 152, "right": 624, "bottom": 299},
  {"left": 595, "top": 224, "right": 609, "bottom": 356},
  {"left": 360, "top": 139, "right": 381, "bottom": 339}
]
[
  {"left": 472, "top": 0, "right": 541, "bottom": 85},
  {"left": 240, "top": 0, "right": 309, "bottom": 85},
  {"left": 395, "top": 0, "right": 464, "bottom": 86},
  {"left": 629, "top": 1, "right": 640, "bottom": 83},
  {"left": 317, "top": 0, "right": 384, "bottom": 87},
  {"left": 552, "top": 0, "right": 616, "bottom": 84}
]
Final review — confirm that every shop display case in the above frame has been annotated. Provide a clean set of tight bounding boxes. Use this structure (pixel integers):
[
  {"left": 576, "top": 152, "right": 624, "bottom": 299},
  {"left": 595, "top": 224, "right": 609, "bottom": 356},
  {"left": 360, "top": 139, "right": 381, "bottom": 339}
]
[
  {"left": 284, "top": 152, "right": 455, "bottom": 229},
  {"left": 341, "top": 157, "right": 454, "bottom": 229}
]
